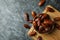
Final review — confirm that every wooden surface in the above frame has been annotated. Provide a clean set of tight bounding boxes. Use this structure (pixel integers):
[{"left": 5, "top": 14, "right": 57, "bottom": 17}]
[{"left": 28, "top": 5, "right": 60, "bottom": 40}]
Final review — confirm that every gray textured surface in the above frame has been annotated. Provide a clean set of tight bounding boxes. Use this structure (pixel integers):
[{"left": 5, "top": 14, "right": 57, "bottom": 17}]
[{"left": 0, "top": 0, "right": 60, "bottom": 40}]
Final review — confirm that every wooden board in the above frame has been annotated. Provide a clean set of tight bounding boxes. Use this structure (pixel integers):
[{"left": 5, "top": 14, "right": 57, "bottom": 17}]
[{"left": 28, "top": 5, "right": 60, "bottom": 40}]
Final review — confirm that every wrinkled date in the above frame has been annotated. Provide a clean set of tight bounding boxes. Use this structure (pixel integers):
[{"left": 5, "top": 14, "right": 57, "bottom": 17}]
[
  {"left": 54, "top": 23, "right": 60, "bottom": 30},
  {"left": 46, "top": 7, "right": 55, "bottom": 12},
  {"left": 37, "top": 36, "right": 42, "bottom": 40},
  {"left": 38, "top": 0, "right": 45, "bottom": 6},
  {"left": 54, "top": 17, "right": 60, "bottom": 21},
  {"left": 24, "top": 24, "right": 30, "bottom": 29},
  {"left": 32, "top": 11, "right": 36, "bottom": 18},
  {"left": 24, "top": 13, "right": 29, "bottom": 21},
  {"left": 33, "top": 21, "right": 38, "bottom": 28},
  {"left": 38, "top": 26, "right": 45, "bottom": 33},
  {"left": 41, "top": 14, "right": 50, "bottom": 21},
  {"left": 43, "top": 19, "right": 53, "bottom": 25}
]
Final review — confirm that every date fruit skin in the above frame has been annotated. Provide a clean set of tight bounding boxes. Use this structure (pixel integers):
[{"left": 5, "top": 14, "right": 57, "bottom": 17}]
[
  {"left": 33, "top": 21, "right": 37, "bottom": 27},
  {"left": 39, "top": 26, "right": 45, "bottom": 33},
  {"left": 37, "top": 20, "right": 41, "bottom": 26},
  {"left": 37, "top": 36, "right": 42, "bottom": 40},
  {"left": 38, "top": 0, "right": 45, "bottom": 6},
  {"left": 24, "top": 13, "right": 29, "bottom": 21},
  {"left": 32, "top": 11, "right": 36, "bottom": 18},
  {"left": 46, "top": 7, "right": 55, "bottom": 12},
  {"left": 55, "top": 23, "right": 60, "bottom": 30},
  {"left": 24, "top": 24, "right": 30, "bottom": 29},
  {"left": 54, "top": 17, "right": 60, "bottom": 21},
  {"left": 41, "top": 14, "right": 50, "bottom": 20},
  {"left": 43, "top": 19, "right": 53, "bottom": 25},
  {"left": 56, "top": 25, "right": 60, "bottom": 30}
]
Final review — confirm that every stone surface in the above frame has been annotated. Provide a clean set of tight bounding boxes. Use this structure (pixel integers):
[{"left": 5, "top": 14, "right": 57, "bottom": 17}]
[{"left": 0, "top": 0, "right": 60, "bottom": 40}]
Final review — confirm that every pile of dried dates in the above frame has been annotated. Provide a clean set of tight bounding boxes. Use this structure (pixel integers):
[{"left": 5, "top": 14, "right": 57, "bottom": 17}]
[
  {"left": 33, "top": 13, "right": 55, "bottom": 33},
  {"left": 23, "top": 0, "right": 60, "bottom": 40},
  {"left": 23, "top": 8, "right": 60, "bottom": 40},
  {"left": 24, "top": 11, "right": 60, "bottom": 34}
]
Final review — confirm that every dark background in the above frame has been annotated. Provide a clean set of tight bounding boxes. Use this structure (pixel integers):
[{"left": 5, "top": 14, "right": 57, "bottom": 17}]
[{"left": 0, "top": 0, "right": 60, "bottom": 40}]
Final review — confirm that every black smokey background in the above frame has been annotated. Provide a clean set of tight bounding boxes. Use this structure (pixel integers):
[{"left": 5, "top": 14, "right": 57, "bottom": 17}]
[{"left": 0, "top": 0, "right": 60, "bottom": 40}]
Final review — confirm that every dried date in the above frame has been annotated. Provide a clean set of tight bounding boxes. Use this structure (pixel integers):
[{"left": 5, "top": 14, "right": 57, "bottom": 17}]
[
  {"left": 37, "top": 36, "right": 42, "bottom": 40},
  {"left": 32, "top": 11, "right": 36, "bottom": 18},
  {"left": 54, "top": 17, "right": 60, "bottom": 21},
  {"left": 24, "top": 24, "right": 30, "bottom": 29},
  {"left": 38, "top": 0, "right": 45, "bottom": 6}
]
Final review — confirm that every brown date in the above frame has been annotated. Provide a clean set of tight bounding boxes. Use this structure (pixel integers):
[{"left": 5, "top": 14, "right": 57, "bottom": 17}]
[
  {"left": 37, "top": 36, "right": 42, "bottom": 40},
  {"left": 54, "top": 17, "right": 60, "bottom": 21},
  {"left": 24, "top": 24, "right": 30, "bottom": 29},
  {"left": 38, "top": 0, "right": 45, "bottom": 6},
  {"left": 32, "top": 11, "right": 36, "bottom": 18},
  {"left": 24, "top": 13, "right": 29, "bottom": 21},
  {"left": 46, "top": 7, "right": 55, "bottom": 12}
]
